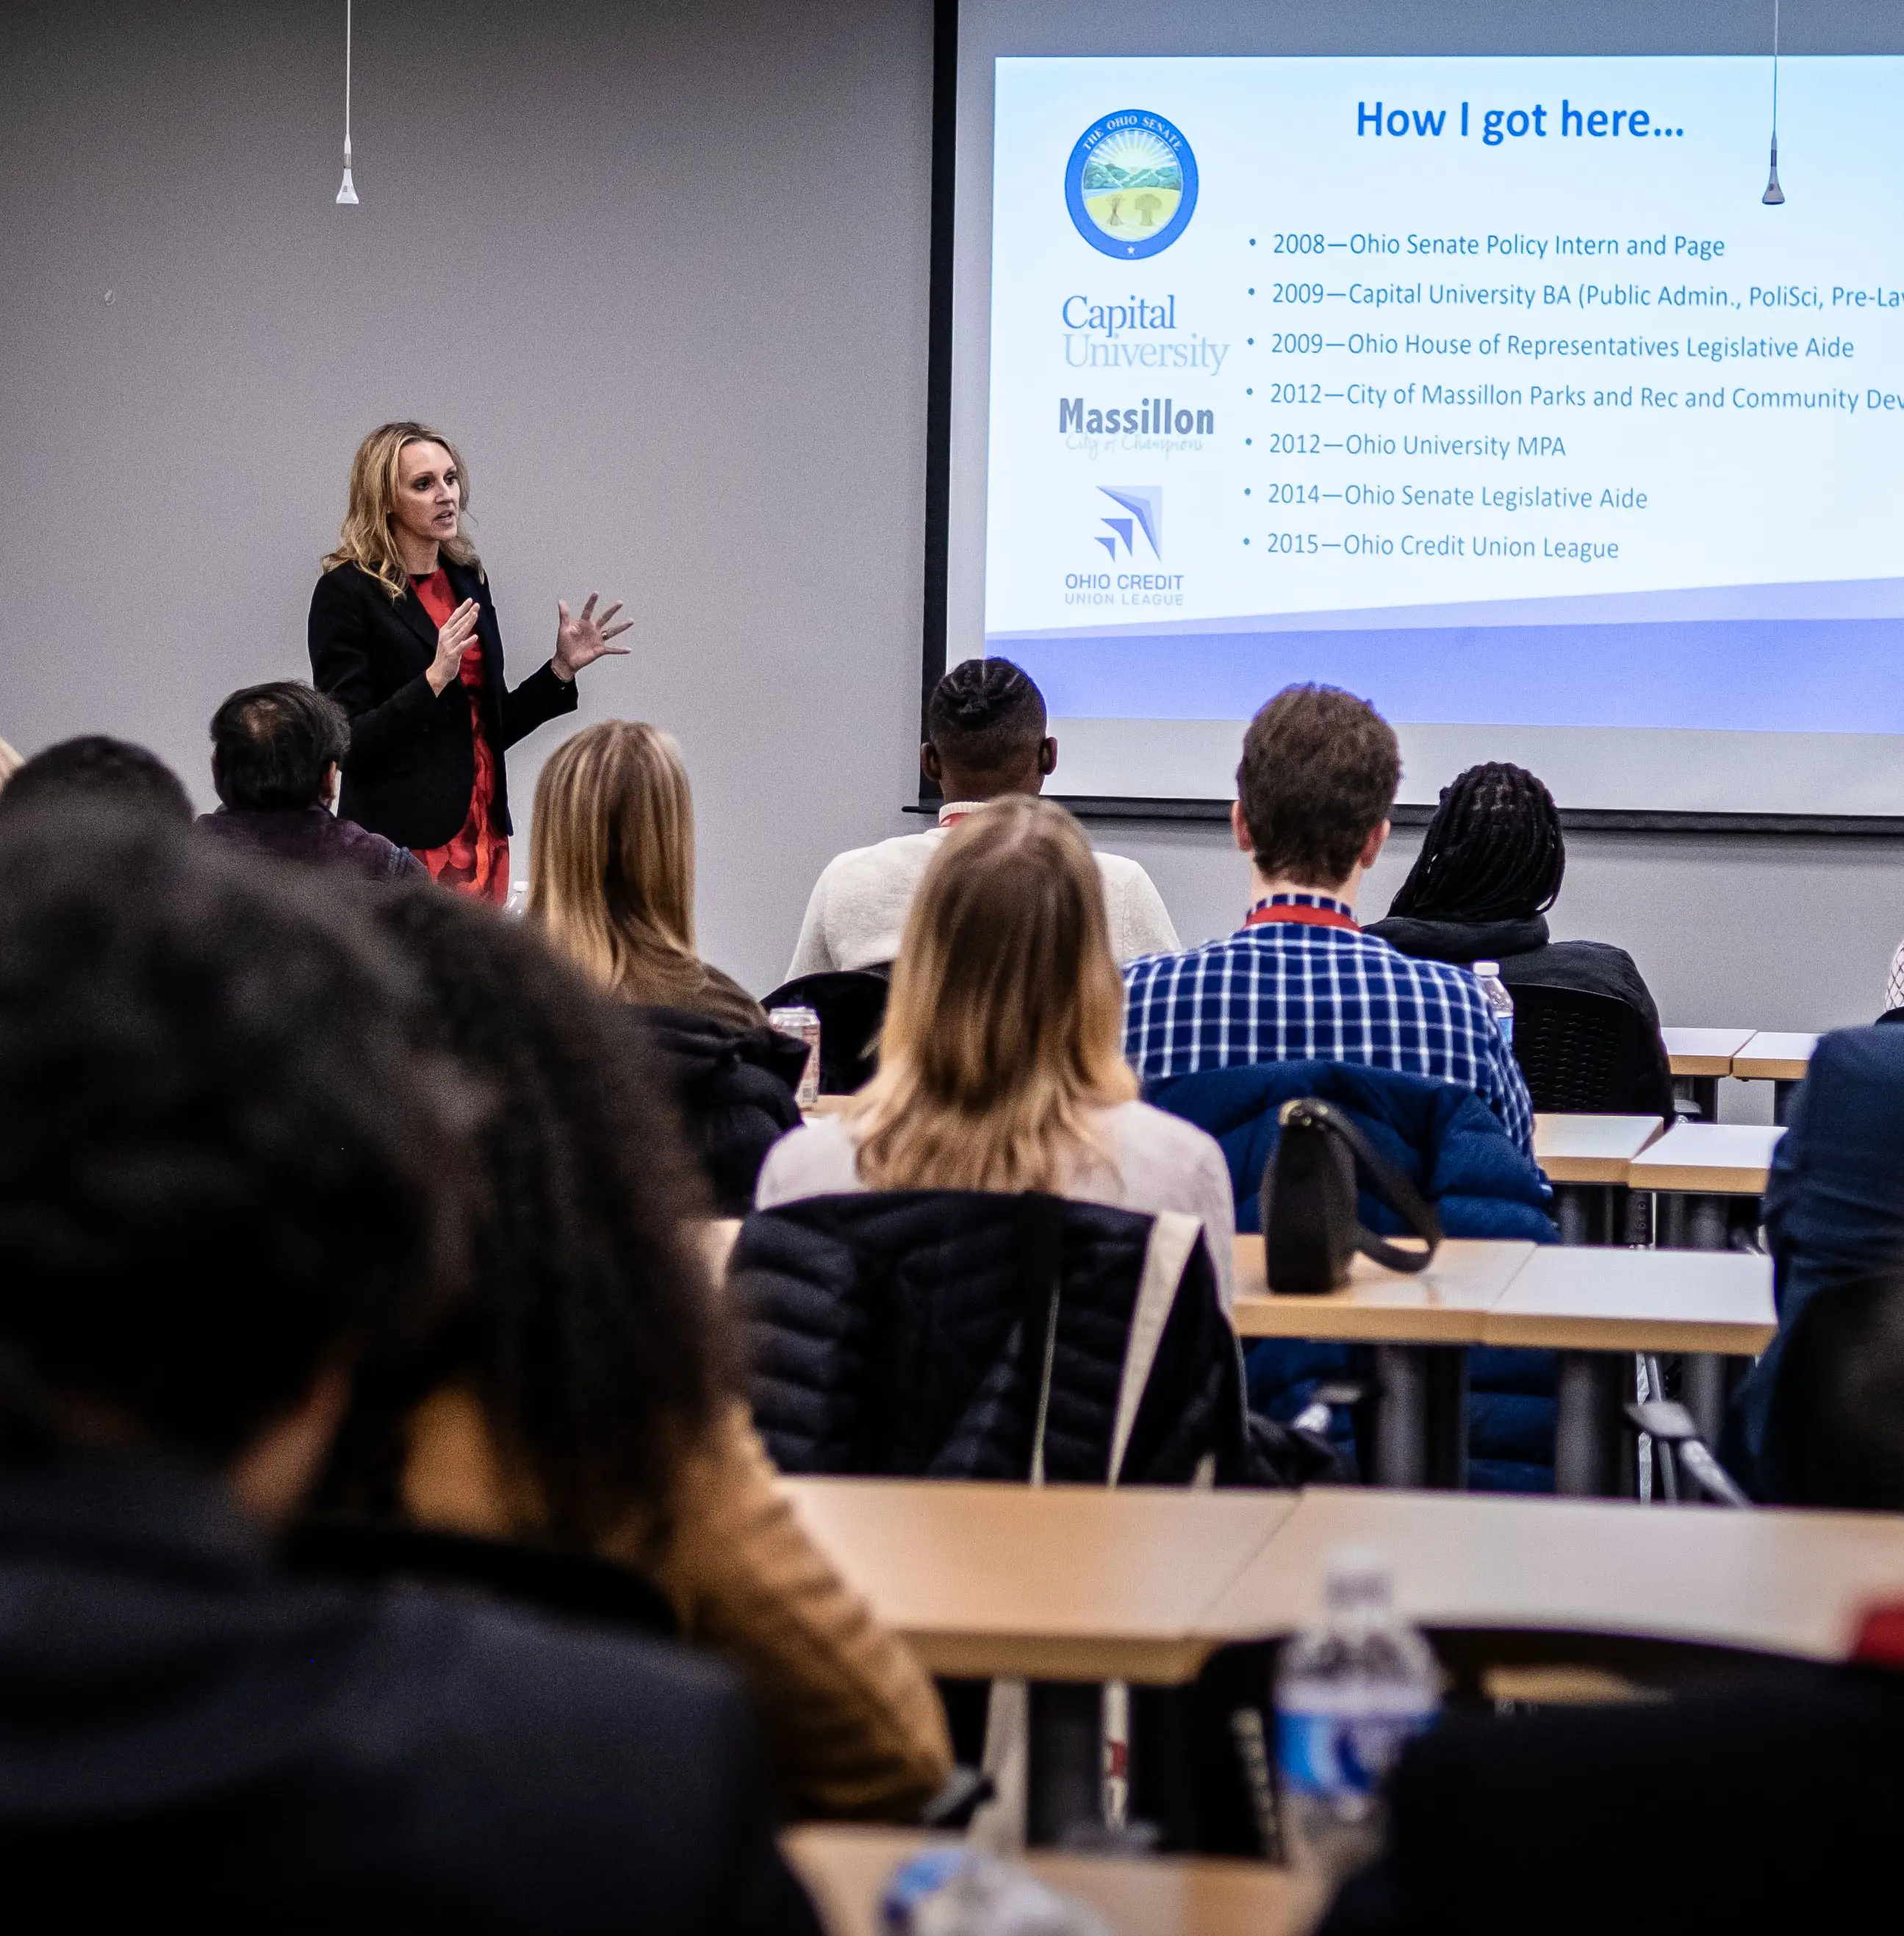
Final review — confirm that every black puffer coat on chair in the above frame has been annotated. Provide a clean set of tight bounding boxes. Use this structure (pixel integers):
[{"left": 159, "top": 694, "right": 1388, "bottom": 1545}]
[{"left": 734, "top": 1190, "right": 1329, "bottom": 1488}]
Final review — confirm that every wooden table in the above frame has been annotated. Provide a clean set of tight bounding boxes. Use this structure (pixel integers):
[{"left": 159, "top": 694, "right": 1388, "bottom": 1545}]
[
  {"left": 783, "top": 1478, "right": 1904, "bottom": 1693},
  {"left": 785, "top": 1826, "right": 1318, "bottom": 1936},
  {"left": 1733, "top": 1031, "right": 1819, "bottom": 1125},
  {"left": 1486, "top": 1246, "right": 1775, "bottom": 1358},
  {"left": 1731, "top": 1031, "right": 1818, "bottom": 1083},
  {"left": 1534, "top": 1111, "right": 1666, "bottom": 1245},
  {"left": 1488, "top": 1247, "right": 1775, "bottom": 1495},
  {"left": 1196, "top": 1488, "right": 1904, "bottom": 1664},
  {"left": 780, "top": 1476, "right": 1294, "bottom": 1684},
  {"left": 1533, "top": 1113, "right": 1666, "bottom": 1185},
  {"left": 1662, "top": 1026, "right": 1757, "bottom": 1078},
  {"left": 1232, "top": 1236, "right": 1774, "bottom": 1496},
  {"left": 1625, "top": 1122, "right": 1784, "bottom": 1196}
]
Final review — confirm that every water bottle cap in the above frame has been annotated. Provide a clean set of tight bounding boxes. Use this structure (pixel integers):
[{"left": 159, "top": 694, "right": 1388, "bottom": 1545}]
[
  {"left": 1471, "top": 960, "right": 1499, "bottom": 977},
  {"left": 1323, "top": 1544, "right": 1393, "bottom": 1613}
]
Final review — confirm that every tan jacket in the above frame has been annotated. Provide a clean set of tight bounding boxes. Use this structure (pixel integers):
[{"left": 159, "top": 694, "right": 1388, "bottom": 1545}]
[{"left": 402, "top": 1388, "right": 951, "bottom": 1821}]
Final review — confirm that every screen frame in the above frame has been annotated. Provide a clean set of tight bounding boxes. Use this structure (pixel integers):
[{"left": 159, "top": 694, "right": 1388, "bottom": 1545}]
[{"left": 915, "top": 1, "right": 1904, "bottom": 834}]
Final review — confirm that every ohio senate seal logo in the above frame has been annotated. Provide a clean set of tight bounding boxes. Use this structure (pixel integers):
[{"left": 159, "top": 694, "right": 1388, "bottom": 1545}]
[{"left": 1065, "top": 111, "right": 1198, "bottom": 259}]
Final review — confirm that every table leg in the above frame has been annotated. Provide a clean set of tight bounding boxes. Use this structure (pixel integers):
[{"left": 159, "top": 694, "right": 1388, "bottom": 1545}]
[
  {"left": 1681, "top": 1352, "right": 1728, "bottom": 1452},
  {"left": 1373, "top": 1344, "right": 1468, "bottom": 1489},
  {"left": 1773, "top": 1080, "right": 1799, "bottom": 1127},
  {"left": 1027, "top": 1681, "right": 1104, "bottom": 1847},
  {"left": 1673, "top": 1075, "right": 1720, "bottom": 1122},
  {"left": 1553, "top": 1184, "right": 1591, "bottom": 1246},
  {"left": 1553, "top": 1351, "right": 1628, "bottom": 1496}
]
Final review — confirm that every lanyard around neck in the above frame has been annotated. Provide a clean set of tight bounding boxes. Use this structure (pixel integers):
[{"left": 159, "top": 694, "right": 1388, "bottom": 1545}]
[{"left": 1244, "top": 899, "right": 1359, "bottom": 933}]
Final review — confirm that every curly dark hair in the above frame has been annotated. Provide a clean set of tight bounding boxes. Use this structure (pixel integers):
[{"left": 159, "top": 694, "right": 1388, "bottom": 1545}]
[
  {"left": 0, "top": 806, "right": 453, "bottom": 1460},
  {"left": 926, "top": 657, "right": 1047, "bottom": 772},
  {"left": 1387, "top": 761, "right": 1564, "bottom": 924},
  {"left": 322, "top": 884, "right": 729, "bottom": 1550}
]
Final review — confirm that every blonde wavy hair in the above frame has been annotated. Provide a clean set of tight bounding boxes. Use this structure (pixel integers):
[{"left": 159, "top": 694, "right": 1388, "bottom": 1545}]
[
  {"left": 529, "top": 721, "right": 713, "bottom": 1010},
  {"left": 0, "top": 739, "right": 21, "bottom": 790},
  {"left": 322, "top": 420, "right": 482, "bottom": 599},
  {"left": 849, "top": 796, "right": 1138, "bottom": 1193}
]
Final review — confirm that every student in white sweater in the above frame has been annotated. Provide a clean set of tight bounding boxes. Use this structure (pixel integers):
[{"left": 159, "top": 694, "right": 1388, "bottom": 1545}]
[
  {"left": 758, "top": 795, "right": 1236, "bottom": 1308},
  {"left": 784, "top": 657, "right": 1179, "bottom": 979}
]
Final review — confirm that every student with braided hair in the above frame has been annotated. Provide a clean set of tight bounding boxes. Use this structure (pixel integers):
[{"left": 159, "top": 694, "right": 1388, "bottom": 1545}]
[
  {"left": 1365, "top": 761, "right": 1673, "bottom": 1116},
  {"left": 785, "top": 656, "right": 1179, "bottom": 977}
]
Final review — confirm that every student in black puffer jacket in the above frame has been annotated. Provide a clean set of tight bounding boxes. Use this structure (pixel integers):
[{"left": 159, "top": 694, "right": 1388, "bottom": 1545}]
[{"left": 1364, "top": 761, "right": 1673, "bottom": 1118}]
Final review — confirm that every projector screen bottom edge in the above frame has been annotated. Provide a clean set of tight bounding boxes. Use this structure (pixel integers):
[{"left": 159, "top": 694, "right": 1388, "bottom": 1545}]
[{"left": 1039, "top": 717, "right": 1904, "bottom": 821}]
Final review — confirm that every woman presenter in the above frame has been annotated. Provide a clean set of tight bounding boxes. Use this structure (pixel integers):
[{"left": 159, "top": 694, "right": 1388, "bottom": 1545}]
[{"left": 309, "top": 421, "right": 630, "bottom": 900}]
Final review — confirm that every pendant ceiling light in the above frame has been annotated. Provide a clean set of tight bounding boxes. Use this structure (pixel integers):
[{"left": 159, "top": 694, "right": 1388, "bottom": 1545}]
[
  {"left": 1762, "top": 0, "right": 1784, "bottom": 205},
  {"left": 336, "top": 0, "right": 359, "bottom": 205}
]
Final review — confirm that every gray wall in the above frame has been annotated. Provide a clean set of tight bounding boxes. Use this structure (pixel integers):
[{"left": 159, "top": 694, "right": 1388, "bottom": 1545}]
[{"left": 4, "top": 0, "right": 1901, "bottom": 1038}]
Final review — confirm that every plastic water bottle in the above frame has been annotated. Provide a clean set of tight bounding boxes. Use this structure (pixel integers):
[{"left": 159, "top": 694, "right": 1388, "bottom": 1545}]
[
  {"left": 1275, "top": 1546, "right": 1440, "bottom": 1882},
  {"left": 1472, "top": 959, "right": 1515, "bottom": 1048},
  {"left": 880, "top": 1849, "right": 1112, "bottom": 1936}
]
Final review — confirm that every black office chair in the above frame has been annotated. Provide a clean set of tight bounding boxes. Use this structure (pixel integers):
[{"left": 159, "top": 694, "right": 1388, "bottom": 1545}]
[
  {"left": 759, "top": 967, "right": 891, "bottom": 1094},
  {"left": 1509, "top": 982, "right": 1674, "bottom": 1116}
]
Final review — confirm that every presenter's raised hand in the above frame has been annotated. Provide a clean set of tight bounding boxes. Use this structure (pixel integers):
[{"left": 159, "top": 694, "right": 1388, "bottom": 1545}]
[
  {"left": 552, "top": 594, "right": 633, "bottom": 682},
  {"left": 425, "top": 598, "right": 483, "bottom": 695}
]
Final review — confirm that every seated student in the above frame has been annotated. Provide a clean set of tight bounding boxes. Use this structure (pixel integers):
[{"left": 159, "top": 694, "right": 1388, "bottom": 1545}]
[
  {"left": 786, "top": 657, "right": 1179, "bottom": 978},
  {"left": 324, "top": 883, "right": 950, "bottom": 1821},
  {"left": 759, "top": 795, "right": 1237, "bottom": 1306},
  {"left": 1723, "top": 1024, "right": 1904, "bottom": 1499},
  {"left": 0, "top": 732, "right": 192, "bottom": 825},
  {"left": 197, "top": 679, "right": 424, "bottom": 881},
  {"left": 1123, "top": 684, "right": 1535, "bottom": 1157},
  {"left": 532, "top": 719, "right": 764, "bottom": 1032},
  {"left": 0, "top": 809, "right": 817, "bottom": 1932},
  {"left": 1364, "top": 761, "right": 1672, "bottom": 1116}
]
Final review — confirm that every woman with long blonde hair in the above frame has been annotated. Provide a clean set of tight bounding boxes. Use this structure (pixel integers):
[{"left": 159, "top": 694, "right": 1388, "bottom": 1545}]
[
  {"left": 755, "top": 796, "right": 1237, "bottom": 1302},
  {"left": 531, "top": 720, "right": 763, "bottom": 1030},
  {"left": 307, "top": 420, "right": 631, "bottom": 900}
]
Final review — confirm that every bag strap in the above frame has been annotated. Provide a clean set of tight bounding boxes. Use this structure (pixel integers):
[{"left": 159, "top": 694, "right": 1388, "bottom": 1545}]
[{"left": 1287, "top": 1098, "right": 1443, "bottom": 1274}]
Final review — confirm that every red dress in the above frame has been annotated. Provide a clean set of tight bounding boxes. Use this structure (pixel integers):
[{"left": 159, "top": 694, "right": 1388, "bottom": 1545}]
[{"left": 408, "top": 568, "right": 510, "bottom": 904}]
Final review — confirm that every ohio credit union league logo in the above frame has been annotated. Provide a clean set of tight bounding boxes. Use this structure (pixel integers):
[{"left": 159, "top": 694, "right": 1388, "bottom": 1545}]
[
  {"left": 1065, "top": 111, "right": 1198, "bottom": 259},
  {"left": 1094, "top": 486, "right": 1162, "bottom": 561}
]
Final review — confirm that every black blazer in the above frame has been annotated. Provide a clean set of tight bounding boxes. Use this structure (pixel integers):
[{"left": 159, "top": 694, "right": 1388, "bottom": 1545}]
[{"left": 308, "top": 556, "right": 578, "bottom": 851}]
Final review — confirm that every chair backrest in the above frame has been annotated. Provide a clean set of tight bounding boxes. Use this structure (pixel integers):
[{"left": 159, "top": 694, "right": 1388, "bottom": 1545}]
[
  {"left": 1769, "top": 1272, "right": 1904, "bottom": 1511},
  {"left": 1508, "top": 981, "right": 1662, "bottom": 1115},
  {"left": 760, "top": 969, "right": 891, "bottom": 1094},
  {"left": 736, "top": 1189, "right": 1246, "bottom": 1486}
]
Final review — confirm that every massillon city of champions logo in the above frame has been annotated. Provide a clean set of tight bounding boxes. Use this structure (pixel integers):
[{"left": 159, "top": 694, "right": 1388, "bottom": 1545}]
[{"left": 1065, "top": 110, "right": 1198, "bottom": 259}]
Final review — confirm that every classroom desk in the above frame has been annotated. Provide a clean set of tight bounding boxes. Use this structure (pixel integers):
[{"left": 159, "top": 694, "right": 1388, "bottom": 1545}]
[
  {"left": 1488, "top": 1247, "right": 1775, "bottom": 1495},
  {"left": 1233, "top": 1238, "right": 1533, "bottom": 1491},
  {"left": 1533, "top": 1112, "right": 1667, "bottom": 1186},
  {"left": 1625, "top": 1122, "right": 1785, "bottom": 1196},
  {"left": 784, "top": 1826, "right": 1319, "bottom": 1936},
  {"left": 1534, "top": 1111, "right": 1666, "bottom": 1245},
  {"left": 780, "top": 1476, "right": 1295, "bottom": 1685},
  {"left": 1196, "top": 1488, "right": 1904, "bottom": 1666},
  {"left": 1661, "top": 1026, "right": 1756, "bottom": 1122},
  {"left": 782, "top": 1479, "right": 1904, "bottom": 1693},
  {"left": 1232, "top": 1236, "right": 1772, "bottom": 1496},
  {"left": 1732, "top": 1031, "right": 1819, "bottom": 1126}
]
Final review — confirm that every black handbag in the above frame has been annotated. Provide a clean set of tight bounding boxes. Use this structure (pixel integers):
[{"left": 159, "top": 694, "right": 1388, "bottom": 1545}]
[{"left": 1260, "top": 1097, "right": 1443, "bottom": 1295}]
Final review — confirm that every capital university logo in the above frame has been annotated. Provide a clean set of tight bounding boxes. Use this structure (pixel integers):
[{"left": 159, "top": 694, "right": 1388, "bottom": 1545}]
[{"left": 1066, "top": 111, "right": 1198, "bottom": 259}]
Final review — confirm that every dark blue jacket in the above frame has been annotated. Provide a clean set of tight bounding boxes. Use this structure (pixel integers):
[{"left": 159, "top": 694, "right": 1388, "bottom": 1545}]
[
  {"left": 1724, "top": 1027, "right": 1904, "bottom": 1499},
  {"left": 1149, "top": 1061, "right": 1559, "bottom": 1491}
]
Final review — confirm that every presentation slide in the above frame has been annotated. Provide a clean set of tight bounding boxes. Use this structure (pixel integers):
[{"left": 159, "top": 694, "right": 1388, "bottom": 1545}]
[{"left": 953, "top": 53, "right": 1904, "bottom": 816}]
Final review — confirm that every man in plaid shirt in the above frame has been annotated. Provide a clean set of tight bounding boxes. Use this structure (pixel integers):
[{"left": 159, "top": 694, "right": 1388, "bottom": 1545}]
[{"left": 1122, "top": 685, "right": 1535, "bottom": 1157}]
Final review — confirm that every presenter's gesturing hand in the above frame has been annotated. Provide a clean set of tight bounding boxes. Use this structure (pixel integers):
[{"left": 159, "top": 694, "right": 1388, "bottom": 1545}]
[
  {"left": 552, "top": 593, "right": 633, "bottom": 684},
  {"left": 425, "top": 598, "right": 483, "bottom": 695}
]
